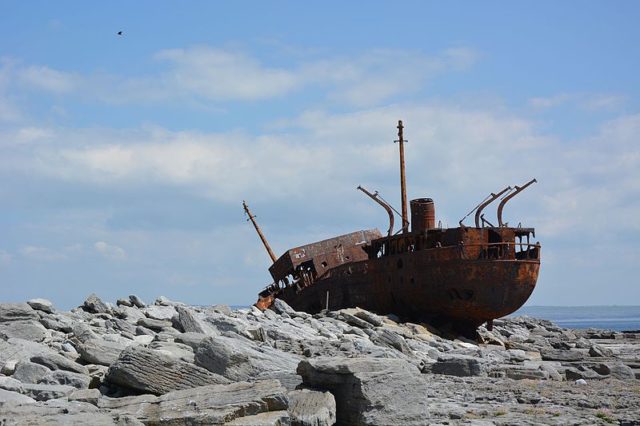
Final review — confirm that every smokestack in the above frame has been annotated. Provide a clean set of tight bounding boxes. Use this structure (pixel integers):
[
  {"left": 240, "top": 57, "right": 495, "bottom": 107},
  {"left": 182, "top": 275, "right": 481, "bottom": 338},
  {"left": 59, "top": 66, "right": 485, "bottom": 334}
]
[{"left": 410, "top": 198, "right": 436, "bottom": 234}]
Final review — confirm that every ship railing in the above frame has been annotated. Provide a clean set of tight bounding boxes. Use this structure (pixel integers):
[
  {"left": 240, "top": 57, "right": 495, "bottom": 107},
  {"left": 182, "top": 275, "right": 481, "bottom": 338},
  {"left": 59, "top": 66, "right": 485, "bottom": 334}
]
[{"left": 460, "top": 242, "right": 541, "bottom": 261}]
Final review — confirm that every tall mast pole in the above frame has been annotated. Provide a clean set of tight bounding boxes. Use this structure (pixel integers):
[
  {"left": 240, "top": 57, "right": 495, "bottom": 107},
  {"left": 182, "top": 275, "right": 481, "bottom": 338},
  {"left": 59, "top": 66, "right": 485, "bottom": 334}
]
[
  {"left": 395, "top": 120, "right": 409, "bottom": 233},
  {"left": 242, "top": 201, "right": 277, "bottom": 263}
]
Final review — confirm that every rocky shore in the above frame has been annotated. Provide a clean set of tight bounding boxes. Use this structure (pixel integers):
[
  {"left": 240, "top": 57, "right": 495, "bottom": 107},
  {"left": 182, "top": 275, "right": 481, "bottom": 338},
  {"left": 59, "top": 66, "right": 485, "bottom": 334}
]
[{"left": 0, "top": 295, "right": 638, "bottom": 425}]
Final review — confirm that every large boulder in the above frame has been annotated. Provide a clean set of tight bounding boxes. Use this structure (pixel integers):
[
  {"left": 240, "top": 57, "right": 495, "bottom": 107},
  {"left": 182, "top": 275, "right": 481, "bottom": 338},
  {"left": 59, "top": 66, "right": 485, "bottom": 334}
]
[
  {"left": 288, "top": 389, "right": 336, "bottom": 426},
  {"left": 194, "top": 335, "right": 300, "bottom": 382},
  {"left": 31, "top": 352, "right": 89, "bottom": 375},
  {"left": 11, "top": 361, "right": 51, "bottom": 384},
  {"left": 26, "top": 298, "right": 55, "bottom": 314},
  {"left": 77, "top": 339, "right": 129, "bottom": 366},
  {"left": 105, "top": 345, "right": 230, "bottom": 395},
  {"left": 297, "top": 357, "right": 429, "bottom": 425},
  {"left": 429, "top": 354, "right": 486, "bottom": 377},
  {"left": 39, "top": 370, "right": 91, "bottom": 389},
  {"left": 99, "top": 380, "right": 288, "bottom": 424},
  {"left": 0, "top": 303, "right": 38, "bottom": 322},
  {"left": 0, "top": 320, "right": 48, "bottom": 342},
  {"left": 174, "top": 305, "right": 214, "bottom": 334},
  {"left": 82, "top": 294, "right": 110, "bottom": 314}
]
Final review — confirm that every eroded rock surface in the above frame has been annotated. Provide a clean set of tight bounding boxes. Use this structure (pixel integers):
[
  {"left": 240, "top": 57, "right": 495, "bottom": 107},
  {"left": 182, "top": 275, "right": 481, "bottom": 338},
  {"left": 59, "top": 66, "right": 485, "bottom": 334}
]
[{"left": 0, "top": 296, "right": 638, "bottom": 425}]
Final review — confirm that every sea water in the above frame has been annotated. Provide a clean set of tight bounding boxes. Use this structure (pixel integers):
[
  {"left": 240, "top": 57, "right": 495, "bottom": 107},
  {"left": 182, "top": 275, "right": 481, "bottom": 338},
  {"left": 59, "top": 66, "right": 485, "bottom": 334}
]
[{"left": 510, "top": 305, "right": 640, "bottom": 331}]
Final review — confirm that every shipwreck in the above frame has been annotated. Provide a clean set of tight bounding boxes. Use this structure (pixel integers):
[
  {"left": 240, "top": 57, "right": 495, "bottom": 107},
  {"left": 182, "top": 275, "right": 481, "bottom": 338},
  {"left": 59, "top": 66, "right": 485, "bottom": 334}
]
[{"left": 244, "top": 121, "right": 540, "bottom": 335}]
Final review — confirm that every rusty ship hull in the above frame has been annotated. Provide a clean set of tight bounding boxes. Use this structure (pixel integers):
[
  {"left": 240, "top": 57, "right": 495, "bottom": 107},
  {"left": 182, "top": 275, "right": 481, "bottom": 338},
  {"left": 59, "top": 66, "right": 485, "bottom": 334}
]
[
  {"left": 278, "top": 256, "right": 539, "bottom": 331},
  {"left": 255, "top": 224, "right": 540, "bottom": 334}
]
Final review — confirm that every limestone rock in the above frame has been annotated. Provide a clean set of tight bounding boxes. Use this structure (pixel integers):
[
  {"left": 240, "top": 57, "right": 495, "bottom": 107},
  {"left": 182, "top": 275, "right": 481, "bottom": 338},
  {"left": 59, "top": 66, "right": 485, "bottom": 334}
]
[
  {"left": 82, "top": 293, "right": 110, "bottom": 314},
  {"left": 12, "top": 361, "right": 51, "bottom": 384},
  {"left": 136, "top": 317, "right": 172, "bottom": 331},
  {"left": 0, "top": 303, "right": 38, "bottom": 322},
  {"left": 0, "top": 320, "right": 48, "bottom": 342},
  {"left": 194, "top": 335, "right": 300, "bottom": 382},
  {"left": 39, "top": 370, "right": 91, "bottom": 389},
  {"left": 128, "top": 294, "right": 146, "bottom": 308},
  {"left": 26, "top": 298, "right": 54, "bottom": 314},
  {"left": 226, "top": 411, "right": 291, "bottom": 425},
  {"left": 77, "top": 338, "right": 129, "bottom": 366},
  {"left": 288, "top": 389, "right": 336, "bottom": 426},
  {"left": 69, "top": 388, "right": 102, "bottom": 406},
  {"left": 31, "top": 352, "right": 89, "bottom": 375},
  {"left": 174, "top": 305, "right": 213, "bottom": 334},
  {"left": 429, "top": 354, "right": 486, "bottom": 377},
  {"left": 106, "top": 345, "right": 230, "bottom": 395},
  {"left": 100, "top": 380, "right": 288, "bottom": 424},
  {"left": 297, "top": 357, "right": 429, "bottom": 425},
  {"left": 0, "top": 388, "right": 36, "bottom": 405},
  {"left": 143, "top": 305, "right": 177, "bottom": 321}
]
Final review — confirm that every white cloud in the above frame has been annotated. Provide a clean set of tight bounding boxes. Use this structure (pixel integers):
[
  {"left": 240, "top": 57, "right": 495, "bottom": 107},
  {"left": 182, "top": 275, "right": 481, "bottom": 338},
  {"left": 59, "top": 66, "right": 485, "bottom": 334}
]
[
  {"left": 94, "top": 241, "right": 126, "bottom": 260},
  {"left": 20, "top": 245, "right": 67, "bottom": 261},
  {"left": 529, "top": 93, "right": 626, "bottom": 111},
  {"left": 156, "top": 47, "right": 301, "bottom": 100},
  {"left": 19, "top": 65, "right": 77, "bottom": 94},
  {"left": 2, "top": 46, "right": 481, "bottom": 107}
]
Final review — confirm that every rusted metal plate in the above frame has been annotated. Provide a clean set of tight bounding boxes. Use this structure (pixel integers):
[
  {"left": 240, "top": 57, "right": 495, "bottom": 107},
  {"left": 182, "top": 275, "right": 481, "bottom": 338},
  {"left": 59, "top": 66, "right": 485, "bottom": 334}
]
[{"left": 268, "top": 229, "right": 382, "bottom": 283}]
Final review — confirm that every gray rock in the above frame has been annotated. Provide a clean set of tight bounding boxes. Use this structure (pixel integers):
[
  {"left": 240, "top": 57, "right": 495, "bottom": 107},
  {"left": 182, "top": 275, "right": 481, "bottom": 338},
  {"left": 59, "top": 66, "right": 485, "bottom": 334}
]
[
  {"left": 128, "top": 294, "right": 146, "bottom": 308},
  {"left": 77, "top": 338, "right": 128, "bottom": 366},
  {"left": 194, "top": 335, "right": 300, "bottom": 382},
  {"left": 430, "top": 354, "right": 485, "bottom": 377},
  {"left": 353, "top": 309, "right": 384, "bottom": 327},
  {"left": 226, "top": 411, "right": 291, "bottom": 425},
  {"left": 69, "top": 388, "right": 101, "bottom": 405},
  {"left": 608, "top": 362, "right": 636, "bottom": 380},
  {"left": 174, "top": 305, "right": 212, "bottom": 334},
  {"left": 154, "top": 296, "right": 186, "bottom": 307},
  {"left": 106, "top": 345, "right": 230, "bottom": 395},
  {"left": 272, "top": 298, "right": 297, "bottom": 316},
  {"left": 297, "top": 357, "right": 429, "bottom": 425},
  {"left": 0, "top": 376, "right": 75, "bottom": 401},
  {"left": 175, "top": 331, "right": 207, "bottom": 349},
  {"left": 0, "top": 388, "right": 36, "bottom": 404},
  {"left": 82, "top": 293, "right": 110, "bottom": 314},
  {"left": 100, "top": 379, "right": 287, "bottom": 424},
  {"left": 116, "top": 305, "right": 146, "bottom": 323},
  {"left": 39, "top": 369, "right": 91, "bottom": 389},
  {"left": 0, "top": 320, "right": 48, "bottom": 342},
  {"left": 12, "top": 361, "right": 51, "bottom": 383},
  {"left": 39, "top": 314, "right": 74, "bottom": 332},
  {"left": 503, "top": 366, "right": 550, "bottom": 380},
  {"left": 72, "top": 322, "right": 98, "bottom": 343},
  {"left": 288, "top": 389, "right": 336, "bottom": 426},
  {"left": 26, "top": 298, "right": 54, "bottom": 314},
  {"left": 0, "top": 399, "right": 113, "bottom": 425},
  {"left": 541, "top": 349, "right": 586, "bottom": 362},
  {"left": 116, "top": 298, "right": 133, "bottom": 307},
  {"left": 0, "top": 303, "right": 38, "bottom": 322},
  {"left": 0, "top": 338, "right": 52, "bottom": 369},
  {"left": 143, "top": 305, "right": 177, "bottom": 321},
  {"left": 147, "top": 340, "right": 195, "bottom": 363},
  {"left": 369, "top": 328, "right": 412, "bottom": 354},
  {"left": 589, "top": 344, "right": 614, "bottom": 357},
  {"left": 136, "top": 317, "right": 172, "bottom": 331},
  {"left": 211, "top": 304, "right": 233, "bottom": 316},
  {"left": 31, "top": 352, "right": 89, "bottom": 374}
]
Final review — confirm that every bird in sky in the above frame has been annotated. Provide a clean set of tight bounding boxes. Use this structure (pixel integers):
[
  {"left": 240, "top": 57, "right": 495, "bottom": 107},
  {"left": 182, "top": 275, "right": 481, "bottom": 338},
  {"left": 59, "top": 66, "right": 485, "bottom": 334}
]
[{"left": 117, "top": 31, "right": 123, "bottom": 36}]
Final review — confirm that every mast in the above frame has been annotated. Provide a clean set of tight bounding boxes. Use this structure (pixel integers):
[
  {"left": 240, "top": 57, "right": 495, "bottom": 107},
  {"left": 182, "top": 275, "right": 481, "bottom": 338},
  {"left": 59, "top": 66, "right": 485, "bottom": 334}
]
[
  {"left": 242, "top": 200, "right": 277, "bottom": 263},
  {"left": 395, "top": 120, "right": 409, "bottom": 233}
]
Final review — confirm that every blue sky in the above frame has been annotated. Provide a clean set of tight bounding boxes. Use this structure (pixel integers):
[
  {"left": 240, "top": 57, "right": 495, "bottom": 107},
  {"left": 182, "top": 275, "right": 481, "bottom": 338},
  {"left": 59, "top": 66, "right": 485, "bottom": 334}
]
[{"left": 1, "top": 1, "right": 639, "bottom": 309}]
